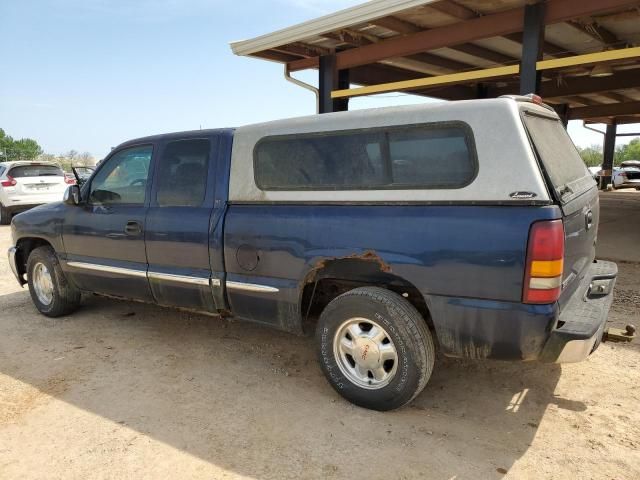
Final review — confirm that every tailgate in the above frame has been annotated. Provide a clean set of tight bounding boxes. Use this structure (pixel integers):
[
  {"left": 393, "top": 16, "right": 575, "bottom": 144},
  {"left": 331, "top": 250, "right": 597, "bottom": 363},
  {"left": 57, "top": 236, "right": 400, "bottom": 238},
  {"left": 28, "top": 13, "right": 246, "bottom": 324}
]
[
  {"left": 558, "top": 185, "right": 598, "bottom": 310},
  {"left": 521, "top": 108, "right": 598, "bottom": 311}
]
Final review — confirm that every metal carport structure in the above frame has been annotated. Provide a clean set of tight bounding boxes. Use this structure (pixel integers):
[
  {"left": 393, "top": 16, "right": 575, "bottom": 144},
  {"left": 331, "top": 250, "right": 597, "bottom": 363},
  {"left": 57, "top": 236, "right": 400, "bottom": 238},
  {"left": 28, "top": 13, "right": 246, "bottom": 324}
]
[{"left": 230, "top": 0, "right": 640, "bottom": 186}]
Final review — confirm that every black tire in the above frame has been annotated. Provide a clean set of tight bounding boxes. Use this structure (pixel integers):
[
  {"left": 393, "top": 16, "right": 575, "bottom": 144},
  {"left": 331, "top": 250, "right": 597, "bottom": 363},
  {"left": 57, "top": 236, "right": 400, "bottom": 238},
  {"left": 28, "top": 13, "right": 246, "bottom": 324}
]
[
  {"left": 315, "top": 287, "right": 435, "bottom": 411},
  {"left": 0, "top": 204, "right": 11, "bottom": 225},
  {"left": 27, "top": 246, "right": 81, "bottom": 317}
]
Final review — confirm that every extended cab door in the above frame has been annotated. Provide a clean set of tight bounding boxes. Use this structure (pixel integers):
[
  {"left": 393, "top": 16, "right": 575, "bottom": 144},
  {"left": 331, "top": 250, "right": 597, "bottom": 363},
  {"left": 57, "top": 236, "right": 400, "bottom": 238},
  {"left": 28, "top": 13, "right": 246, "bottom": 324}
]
[
  {"left": 62, "top": 144, "right": 155, "bottom": 301},
  {"left": 144, "top": 136, "right": 220, "bottom": 312}
]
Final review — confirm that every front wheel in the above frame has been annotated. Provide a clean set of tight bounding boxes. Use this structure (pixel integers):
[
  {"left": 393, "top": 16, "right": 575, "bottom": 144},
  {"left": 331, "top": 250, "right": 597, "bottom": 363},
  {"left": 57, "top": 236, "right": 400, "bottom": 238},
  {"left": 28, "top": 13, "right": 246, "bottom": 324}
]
[
  {"left": 27, "top": 246, "right": 81, "bottom": 317},
  {"left": 316, "top": 287, "right": 435, "bottom": 411}
]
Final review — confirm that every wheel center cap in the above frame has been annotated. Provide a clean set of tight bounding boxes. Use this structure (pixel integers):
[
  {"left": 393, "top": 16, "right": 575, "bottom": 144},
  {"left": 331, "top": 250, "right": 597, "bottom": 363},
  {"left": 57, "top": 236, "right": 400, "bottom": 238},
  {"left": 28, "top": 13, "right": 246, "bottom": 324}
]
[{"left": 353, "top": 337, "right": 380, "bottom": 369}]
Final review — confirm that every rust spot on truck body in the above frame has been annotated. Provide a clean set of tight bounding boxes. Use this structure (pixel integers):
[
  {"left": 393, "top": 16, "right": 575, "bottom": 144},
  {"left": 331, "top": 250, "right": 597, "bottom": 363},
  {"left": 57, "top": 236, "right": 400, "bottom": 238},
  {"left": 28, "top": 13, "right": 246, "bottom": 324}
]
[{"left": 309, "top": 249, "right": 392, "bottom": 276}]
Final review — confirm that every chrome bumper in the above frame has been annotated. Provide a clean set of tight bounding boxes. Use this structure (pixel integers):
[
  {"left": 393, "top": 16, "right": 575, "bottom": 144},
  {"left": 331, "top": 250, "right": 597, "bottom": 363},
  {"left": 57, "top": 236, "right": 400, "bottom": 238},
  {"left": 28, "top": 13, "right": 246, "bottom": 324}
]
[
  {"left": 7, "top": 246, "right": 24, "bottom": 285},
  {"left": 555, "top": 324, "right": 605, "bottom": 363}
]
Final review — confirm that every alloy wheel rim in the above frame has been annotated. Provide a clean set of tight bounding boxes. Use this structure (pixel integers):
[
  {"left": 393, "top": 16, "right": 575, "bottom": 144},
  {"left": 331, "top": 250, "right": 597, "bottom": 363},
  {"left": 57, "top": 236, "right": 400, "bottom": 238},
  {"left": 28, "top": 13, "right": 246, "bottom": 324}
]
[
  {"left": 333, "top": 317, "right": 398, "bottom": 390},
  {"left": 32, "top": 262, "right": 54, "bottom": 306}
]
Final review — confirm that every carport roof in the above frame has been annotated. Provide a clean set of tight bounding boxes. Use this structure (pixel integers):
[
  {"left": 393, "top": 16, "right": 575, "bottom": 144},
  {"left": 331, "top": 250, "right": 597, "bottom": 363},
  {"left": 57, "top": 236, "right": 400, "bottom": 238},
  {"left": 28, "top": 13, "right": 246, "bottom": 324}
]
[{"left": 230, "top": 0, "right": 640, "bottom": 124}]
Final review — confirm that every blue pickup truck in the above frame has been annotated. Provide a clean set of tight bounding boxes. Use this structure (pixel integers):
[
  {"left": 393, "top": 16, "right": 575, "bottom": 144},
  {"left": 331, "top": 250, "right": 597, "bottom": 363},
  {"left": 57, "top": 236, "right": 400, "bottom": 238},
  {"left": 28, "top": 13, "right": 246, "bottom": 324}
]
[{"left": 8, "top": 96, "right": 625, "bottom": 410}]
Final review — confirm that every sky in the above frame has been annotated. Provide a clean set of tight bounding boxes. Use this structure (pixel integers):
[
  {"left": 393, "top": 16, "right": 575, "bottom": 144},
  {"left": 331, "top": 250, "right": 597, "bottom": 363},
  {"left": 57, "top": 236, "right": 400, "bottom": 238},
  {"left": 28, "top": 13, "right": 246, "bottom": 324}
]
[{"left": 1, "top": 0, "right": 638, "bottom": 159}]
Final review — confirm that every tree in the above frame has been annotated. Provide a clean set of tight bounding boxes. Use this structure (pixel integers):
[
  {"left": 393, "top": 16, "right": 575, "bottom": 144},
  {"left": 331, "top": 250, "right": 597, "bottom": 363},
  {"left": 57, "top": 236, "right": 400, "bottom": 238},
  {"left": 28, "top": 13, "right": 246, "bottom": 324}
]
[
  {"left": 616, "top": 138, "right": 640, "bottom": 163},
  {"left": 12, "top": 138, "right": 43, "bottom": 160},
  {"left": 0, "top": 128, "right": 43, "bottom": 161},
  {"left": 75, "top": 152, "right": 95, "bottom": 167},
  {"left": 577, "top": 145, "right": 603, "bottom": 167},
  {"left": 576, "top": 137, "right": 640, "bottom": 168}
]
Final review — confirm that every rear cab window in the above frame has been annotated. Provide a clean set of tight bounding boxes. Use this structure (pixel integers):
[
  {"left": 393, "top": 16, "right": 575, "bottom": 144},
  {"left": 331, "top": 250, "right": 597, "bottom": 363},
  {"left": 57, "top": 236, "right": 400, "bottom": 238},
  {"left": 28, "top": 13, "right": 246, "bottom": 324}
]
[
  {"left": 521, "top": 109, "right": 594, "bottom": 203},
  {"left": 155, "top": 139, "right": 211, "bottom": 207},
  {"left": 9, "top": 165, "right": 63, "bottom": 178}
]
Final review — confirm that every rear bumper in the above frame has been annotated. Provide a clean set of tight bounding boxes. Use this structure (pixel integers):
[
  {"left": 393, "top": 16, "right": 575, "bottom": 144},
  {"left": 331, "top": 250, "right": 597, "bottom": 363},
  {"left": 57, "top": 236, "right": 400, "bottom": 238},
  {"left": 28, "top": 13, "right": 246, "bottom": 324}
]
[
  {"left": 619, "top": 180, "right": 640, "bottom": 188},
  {"left": 426, "top": 260, "right": 617, "bottom": 362},
  {"left": 540, "top": 260, "right": 617, "bottom": 363}
]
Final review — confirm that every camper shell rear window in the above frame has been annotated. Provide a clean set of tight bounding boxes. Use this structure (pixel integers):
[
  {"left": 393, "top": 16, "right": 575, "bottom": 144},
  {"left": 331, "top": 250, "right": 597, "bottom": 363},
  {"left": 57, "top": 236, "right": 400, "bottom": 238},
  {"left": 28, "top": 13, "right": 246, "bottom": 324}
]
[
  {"left": 253, "top": 122, "right": 478, "bottom": 191},
  {"left": 522, "top": 111, "right": 593, "bottom": 201}
]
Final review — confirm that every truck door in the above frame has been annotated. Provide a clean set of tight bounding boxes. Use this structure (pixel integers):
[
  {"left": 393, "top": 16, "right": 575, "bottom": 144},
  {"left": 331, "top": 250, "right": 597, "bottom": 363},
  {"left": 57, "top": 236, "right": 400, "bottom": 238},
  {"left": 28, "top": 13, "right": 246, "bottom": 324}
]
[
  {"left": 144, "top": 136, "right": 220, "bottom": 312},
  {"left": 62, "top": 144, "right": 155, "bottom": 301}
]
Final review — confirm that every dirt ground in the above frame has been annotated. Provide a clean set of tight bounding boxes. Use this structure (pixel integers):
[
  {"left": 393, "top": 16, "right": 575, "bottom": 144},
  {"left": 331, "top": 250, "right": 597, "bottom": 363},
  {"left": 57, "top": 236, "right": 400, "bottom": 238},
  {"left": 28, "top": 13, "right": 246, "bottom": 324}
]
[{"left": 1, "top": 193, "right": 639, "bottom": 480}]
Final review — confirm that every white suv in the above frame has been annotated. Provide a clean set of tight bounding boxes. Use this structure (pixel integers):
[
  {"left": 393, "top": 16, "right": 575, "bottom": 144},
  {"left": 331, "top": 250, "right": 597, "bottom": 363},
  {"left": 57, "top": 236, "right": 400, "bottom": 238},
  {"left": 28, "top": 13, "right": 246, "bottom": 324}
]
[{"left": 0, "top": 161, "right": 73, "bottom": 225}]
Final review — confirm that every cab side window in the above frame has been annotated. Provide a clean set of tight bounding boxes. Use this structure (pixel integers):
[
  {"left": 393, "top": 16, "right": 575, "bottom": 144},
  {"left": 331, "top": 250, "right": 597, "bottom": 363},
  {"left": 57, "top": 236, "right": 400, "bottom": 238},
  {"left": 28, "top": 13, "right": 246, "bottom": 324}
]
[
  {"left": 155, "top": 139, "right": 210, "bottom": 207},
  {"left": 89, "top": 145, "right": 152, "bottom": 205}
]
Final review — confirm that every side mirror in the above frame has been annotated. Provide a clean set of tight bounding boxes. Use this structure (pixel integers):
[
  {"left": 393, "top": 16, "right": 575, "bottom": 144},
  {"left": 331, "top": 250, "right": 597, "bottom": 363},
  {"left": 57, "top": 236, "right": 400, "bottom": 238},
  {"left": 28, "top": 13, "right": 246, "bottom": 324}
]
[{"left": 63, "top": 185, "right": 81, "bottom": 206}]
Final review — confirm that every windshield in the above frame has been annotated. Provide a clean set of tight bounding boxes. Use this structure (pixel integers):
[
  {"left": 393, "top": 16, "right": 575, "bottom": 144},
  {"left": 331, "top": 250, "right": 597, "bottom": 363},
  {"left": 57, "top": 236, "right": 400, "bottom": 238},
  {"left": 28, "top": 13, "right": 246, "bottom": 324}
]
[
  {"left": 9, "top": 164, "right": 63, "bottom": 177},
  {"left": 523, "top": 111, "right": 591, "bottom": 199}
]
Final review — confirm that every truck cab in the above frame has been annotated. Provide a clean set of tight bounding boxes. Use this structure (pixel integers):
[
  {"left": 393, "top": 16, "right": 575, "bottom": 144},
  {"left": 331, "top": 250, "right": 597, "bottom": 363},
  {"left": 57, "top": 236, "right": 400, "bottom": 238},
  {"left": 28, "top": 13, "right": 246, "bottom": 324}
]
[{"left": 7, "top": 97, "right": 627, "bottom": 411}]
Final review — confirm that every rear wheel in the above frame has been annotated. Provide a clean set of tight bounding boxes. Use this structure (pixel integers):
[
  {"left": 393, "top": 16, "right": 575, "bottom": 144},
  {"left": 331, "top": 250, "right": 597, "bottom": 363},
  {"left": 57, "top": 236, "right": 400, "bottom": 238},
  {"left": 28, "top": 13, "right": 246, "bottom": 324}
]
[
  {"left": 0, "top": 204, "right": 11, "bottom": 225},
  {"left": 27, "top": 246, "right": 81, "bottom": 317},
  {"left": 315, "top": 287, "right": 435, "bottom": 411}
]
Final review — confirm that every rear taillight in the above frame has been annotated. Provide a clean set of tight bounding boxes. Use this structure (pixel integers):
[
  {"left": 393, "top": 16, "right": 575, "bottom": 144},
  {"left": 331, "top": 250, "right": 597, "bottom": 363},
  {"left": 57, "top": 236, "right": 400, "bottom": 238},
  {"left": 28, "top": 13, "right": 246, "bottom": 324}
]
[
  {"left": 1, "top": 175, "right": 17, "bottom": 187},
  {"left": 64, "top": 176, "right": 76, "bottom": 185},
  {"left": 523, "top": 220, "right": 564, "bottom": 304}
]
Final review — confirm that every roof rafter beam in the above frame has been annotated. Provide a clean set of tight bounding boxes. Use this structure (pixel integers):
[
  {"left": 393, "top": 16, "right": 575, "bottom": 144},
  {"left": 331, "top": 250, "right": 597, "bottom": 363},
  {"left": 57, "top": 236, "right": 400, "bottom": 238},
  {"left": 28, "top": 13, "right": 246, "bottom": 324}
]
[
  {"left": 349, "top": 64, "right": 477, "bottom": 100},
  {"left": 430, "top": 0, "right": 582, "bottom": 59},
  {"left": 371, "top": 15, "right": 518, "bottom": 66},
  {"left": 272, "top": 42, "right": 331, "bottom": 58},
  {"left": 489, "top": 68, "right": 640, "bottom": 98},
  {"left": 600, "top": 91, "right": 630, "bottom": 102},
  {"left": 324, "top": 27, "right": 478, "bottom": 73},
  {"left": 568, "top": 100, "right": 640, "bottom": 119},
  {"left": 566, "top": 19, "right": 625, "bottom": 47},
  {"left": 288, "top": 0, "right": 639, "bottom": 72}
]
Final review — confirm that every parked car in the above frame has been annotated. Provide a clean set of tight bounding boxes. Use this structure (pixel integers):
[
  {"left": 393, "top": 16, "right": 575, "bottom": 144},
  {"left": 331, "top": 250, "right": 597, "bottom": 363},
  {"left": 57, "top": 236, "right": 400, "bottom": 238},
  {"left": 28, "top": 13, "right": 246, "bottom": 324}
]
[
  {"left": 64, "top": 173, "right": 77, "bottom": 185},
  {"left": 617, "top": 160, "right": 640, "bottom": 189},
  {"left": 8, "top": 96, "right": 625, "bottom": 411},
  {"left": 0, "top": 161, "right": 74, "bottom": 225}
]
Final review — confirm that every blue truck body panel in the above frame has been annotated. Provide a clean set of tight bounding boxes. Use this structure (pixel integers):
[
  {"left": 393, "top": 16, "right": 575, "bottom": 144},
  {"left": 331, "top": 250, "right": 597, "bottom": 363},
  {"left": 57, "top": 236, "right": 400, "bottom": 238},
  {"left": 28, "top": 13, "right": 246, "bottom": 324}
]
[{"left": 223, "top": 204, "right": 561, "bottom": 358}]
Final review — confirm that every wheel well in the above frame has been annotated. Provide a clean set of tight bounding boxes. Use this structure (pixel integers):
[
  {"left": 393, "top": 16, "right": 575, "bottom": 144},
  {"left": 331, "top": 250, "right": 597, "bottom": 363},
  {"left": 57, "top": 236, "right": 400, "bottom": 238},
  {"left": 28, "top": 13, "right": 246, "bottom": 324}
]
[
  {"left": 15, "top": 237, "right": 53, "bottom": 278},
  {"left": 300, "top": 257, "right": 432, "bottom": 334}
]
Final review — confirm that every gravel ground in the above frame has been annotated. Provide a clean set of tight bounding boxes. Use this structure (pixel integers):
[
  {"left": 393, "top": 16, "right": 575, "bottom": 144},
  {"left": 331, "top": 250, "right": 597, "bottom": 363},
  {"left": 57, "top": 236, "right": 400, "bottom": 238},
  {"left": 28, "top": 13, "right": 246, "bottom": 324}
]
[{"left": 0, "top": 195, "right": 638, "bottom": 480}]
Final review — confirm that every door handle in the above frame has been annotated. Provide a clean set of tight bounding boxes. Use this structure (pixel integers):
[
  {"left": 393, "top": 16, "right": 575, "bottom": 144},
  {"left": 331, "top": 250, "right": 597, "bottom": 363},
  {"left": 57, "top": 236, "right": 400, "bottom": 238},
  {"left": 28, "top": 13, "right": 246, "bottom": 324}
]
[{"left": 124, "top": 221, "right": 143, "bottom": 236}]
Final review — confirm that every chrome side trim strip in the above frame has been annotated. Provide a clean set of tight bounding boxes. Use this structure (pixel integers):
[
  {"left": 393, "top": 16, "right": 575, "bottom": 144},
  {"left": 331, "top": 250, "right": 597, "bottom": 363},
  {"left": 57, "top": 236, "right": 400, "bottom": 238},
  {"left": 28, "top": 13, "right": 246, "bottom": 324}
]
[
  {"left": 226, "top": 280, "right": 279, "bottom": 293},
  {"left": 66, "top": 261, "right": 147, "bottom": 278},
  {"left": 148, "top": 271, "right": 210, "bottom": 287},
  {"left": 68, "top": 261, "right": 223, "bottom": 287}
]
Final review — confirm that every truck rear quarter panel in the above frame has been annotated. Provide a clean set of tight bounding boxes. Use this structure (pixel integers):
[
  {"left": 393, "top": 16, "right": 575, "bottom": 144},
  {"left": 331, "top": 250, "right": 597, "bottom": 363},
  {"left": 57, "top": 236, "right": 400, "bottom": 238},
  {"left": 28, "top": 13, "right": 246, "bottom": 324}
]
[{"left": 223, "top": 204, "right": 562, "bottom": 359}]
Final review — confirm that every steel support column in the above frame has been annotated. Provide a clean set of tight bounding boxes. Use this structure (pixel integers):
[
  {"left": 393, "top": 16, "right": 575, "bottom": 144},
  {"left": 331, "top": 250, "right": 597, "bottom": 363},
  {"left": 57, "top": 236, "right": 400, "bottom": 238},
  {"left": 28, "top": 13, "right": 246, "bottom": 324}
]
[
  {"left": 519, "top": 2, "right": 546, "bottom": 95},
  {"left": 601, "top": 123, "right": 617, "bottom": 189},
  {"left": 319, "top": 54, "right": 349, "bottom": 113}
]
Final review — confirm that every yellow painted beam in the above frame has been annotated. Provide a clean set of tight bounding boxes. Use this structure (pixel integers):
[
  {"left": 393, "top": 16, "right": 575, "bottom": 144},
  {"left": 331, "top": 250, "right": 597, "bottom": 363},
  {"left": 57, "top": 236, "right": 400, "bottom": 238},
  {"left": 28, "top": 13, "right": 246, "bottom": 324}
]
[
  {"left": 536, "top": 46, "right": 640, "bottom": 71},
  {"left": 332, "top": 65, "right": 519, "bottom": 99},
  {"left": 331, "top": 46, "right": 640, "bottom": 99}
]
